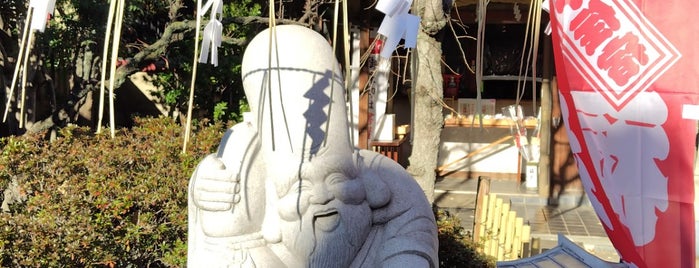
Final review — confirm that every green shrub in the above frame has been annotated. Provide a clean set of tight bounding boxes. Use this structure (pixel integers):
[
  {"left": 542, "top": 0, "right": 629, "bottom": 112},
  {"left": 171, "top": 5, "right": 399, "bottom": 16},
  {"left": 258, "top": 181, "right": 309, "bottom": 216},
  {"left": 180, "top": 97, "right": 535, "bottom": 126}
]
[
  {"left": 0, "top": 117, "right": 494, "bottom": 267},
  {"left": 436, "top": 208, "right": 496, "bottom": 268},
  {"left": 0, "top": 117, "right": 224, "bottom": 267}
]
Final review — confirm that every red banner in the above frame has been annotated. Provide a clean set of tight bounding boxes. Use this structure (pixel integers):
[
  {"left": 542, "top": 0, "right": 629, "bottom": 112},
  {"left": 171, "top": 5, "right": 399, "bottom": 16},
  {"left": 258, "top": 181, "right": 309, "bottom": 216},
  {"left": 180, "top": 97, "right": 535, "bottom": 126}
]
[{"left": 549, "top": 0, "right": 699, "bottom": 267}]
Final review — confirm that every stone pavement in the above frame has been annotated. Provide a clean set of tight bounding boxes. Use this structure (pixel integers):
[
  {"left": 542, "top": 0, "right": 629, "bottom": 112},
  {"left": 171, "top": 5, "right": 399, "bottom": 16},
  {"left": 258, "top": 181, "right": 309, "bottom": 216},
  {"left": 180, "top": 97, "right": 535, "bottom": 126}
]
[{"left": 434, "top": 176, "right": 621, "bottom": 262}]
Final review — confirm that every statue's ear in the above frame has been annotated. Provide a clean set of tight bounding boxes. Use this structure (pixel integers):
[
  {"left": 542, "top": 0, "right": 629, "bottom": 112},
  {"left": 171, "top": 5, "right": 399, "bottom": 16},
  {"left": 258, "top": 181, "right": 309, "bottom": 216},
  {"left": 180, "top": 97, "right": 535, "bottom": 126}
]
[{"left": 362, "top": 170, "right": 391, "bottom": 209}]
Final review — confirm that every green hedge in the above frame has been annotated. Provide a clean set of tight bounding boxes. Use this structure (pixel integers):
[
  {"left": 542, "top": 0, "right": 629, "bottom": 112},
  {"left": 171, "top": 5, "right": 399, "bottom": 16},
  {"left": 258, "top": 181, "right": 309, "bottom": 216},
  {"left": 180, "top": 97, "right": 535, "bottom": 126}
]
[
  {"left": 0, "top": 117, "right": 224, "bottom": 267},
  {"left": 0, "top": 117, "right": 493, "bottom": 267},
  {"left": 435, "top": 209, "right": 496, "bottom": 267}
]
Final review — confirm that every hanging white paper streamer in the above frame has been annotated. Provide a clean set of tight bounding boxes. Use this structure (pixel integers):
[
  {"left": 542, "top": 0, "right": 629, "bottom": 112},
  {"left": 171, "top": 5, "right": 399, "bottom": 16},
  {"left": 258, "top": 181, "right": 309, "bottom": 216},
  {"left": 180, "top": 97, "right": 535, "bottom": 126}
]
[
  {"left": 375, "top": 0, "right": 420, "bottom": 58},
  {"left": 376, "top": 0, "right": 411, "bottom": 17},
  {"left": 349, "top": 29, "right": 361, "bottom": 146},
  {"left": 200, "top": 20, "right": 222, "bottom": 66},
  {"left": 541, "top": 0, "right": 552, "bottom": 35},
  {"left": 29, "top": 0, "right": 56, "bottom": 32},
  {"left": 372, "top": 58, "right": 392, "bottom": 140},
  {"left": 198, "top": 0, "right": 223, "bottom": 66}
]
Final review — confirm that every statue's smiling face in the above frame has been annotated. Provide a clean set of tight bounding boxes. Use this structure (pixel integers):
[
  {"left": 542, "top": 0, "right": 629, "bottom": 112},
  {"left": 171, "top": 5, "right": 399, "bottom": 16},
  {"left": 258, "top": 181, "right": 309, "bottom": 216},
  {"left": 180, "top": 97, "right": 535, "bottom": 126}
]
[{"left": 275, "top": 153, "right": 372, "bottom": 267}]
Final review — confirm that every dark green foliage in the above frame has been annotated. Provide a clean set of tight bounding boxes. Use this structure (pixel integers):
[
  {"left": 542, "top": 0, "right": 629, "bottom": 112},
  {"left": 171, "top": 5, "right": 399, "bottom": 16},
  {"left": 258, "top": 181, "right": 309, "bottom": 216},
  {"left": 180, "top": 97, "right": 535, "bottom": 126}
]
[
  {"left": 0, "top": 117, "right": 224, "bottom": 267},
  {"left": 435, "top": 208, "right": 496, "bottom": 268},
  {"left": 0, "top": 116, "right": 491, "bottom": 267},
  {"left": 148, "top": 0, "right": 262, "bottom": 124}
]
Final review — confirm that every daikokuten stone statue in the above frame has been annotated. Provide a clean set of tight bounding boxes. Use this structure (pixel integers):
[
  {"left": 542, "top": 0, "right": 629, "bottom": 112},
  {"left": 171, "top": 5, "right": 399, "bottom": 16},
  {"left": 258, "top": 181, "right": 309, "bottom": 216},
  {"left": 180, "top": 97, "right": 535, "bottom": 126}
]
[{"left": 188, "top": 24, "right": 438, "bottom": 268}]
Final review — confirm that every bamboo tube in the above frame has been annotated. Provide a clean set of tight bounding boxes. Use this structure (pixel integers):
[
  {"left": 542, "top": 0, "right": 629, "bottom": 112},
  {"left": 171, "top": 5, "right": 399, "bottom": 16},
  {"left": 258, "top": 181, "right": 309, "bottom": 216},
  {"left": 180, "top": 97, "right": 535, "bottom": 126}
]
[
  {"left": 521, "top": 225, "right": 531, "bottom": 257},
  {"left": 473, "top": 177, "right": 491, "bottom": 244},
  {"left": 503, "top": 211, "right": 516, "bottom": 260},
  {"left": 475, "top": 193, "right": 490, "bottom": 244},
  {"left": 496, "top": 202, "right": 510, "bottom": 260},
  {"left": 3, "top": 8, "right": 33, "bottom": 122},
  {"left": 512, "top": 217, "right": 524, "bottom": 259},
  {"left": 483, "top": 194, "right": 498, "bottom": 255},
  {"left": 531, "top": 237, "right": 540, "bottom": 256},
  {"left": 97, "top": 0, "right": 118, "bottom": 134},
  {"left": 488, "top": 198, "right": 503, "bottom": 257}
]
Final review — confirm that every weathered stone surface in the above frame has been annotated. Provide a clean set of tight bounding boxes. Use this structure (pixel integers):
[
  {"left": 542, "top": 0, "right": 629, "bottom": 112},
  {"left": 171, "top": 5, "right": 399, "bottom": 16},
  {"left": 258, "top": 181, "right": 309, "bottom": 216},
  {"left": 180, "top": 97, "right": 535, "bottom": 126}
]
[{"left": 188, "top": 25, "right": 438, "bottom": 267}]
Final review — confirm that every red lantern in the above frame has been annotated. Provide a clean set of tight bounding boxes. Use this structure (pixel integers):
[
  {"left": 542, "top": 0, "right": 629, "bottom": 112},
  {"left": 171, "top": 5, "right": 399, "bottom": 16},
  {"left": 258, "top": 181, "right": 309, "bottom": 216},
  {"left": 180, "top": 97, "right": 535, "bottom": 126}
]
[{"left": 442, "top": 74, "right": 461, "bottom": 98}]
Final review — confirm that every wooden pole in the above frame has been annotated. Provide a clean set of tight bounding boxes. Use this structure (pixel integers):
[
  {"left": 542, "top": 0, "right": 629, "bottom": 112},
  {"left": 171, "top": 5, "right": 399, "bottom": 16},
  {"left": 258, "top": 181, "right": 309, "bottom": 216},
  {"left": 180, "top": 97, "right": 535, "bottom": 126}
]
[{"left": 538, "top": 31, "right": 553, "bottom": 197}]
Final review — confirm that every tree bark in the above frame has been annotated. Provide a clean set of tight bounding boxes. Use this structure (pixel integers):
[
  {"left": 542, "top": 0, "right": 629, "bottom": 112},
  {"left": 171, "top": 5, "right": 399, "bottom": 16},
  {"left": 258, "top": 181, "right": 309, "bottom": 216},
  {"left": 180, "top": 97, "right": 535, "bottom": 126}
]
[{"left": 407, "top": 0, "right": 446, "bottom": 203}]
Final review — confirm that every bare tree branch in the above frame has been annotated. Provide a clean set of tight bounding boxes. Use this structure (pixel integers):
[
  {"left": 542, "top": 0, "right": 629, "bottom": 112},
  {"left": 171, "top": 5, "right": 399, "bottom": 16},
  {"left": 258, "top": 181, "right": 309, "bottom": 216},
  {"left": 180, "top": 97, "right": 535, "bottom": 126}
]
[{"left": 112, "top": 16, "right": 306, "bottom": 89}]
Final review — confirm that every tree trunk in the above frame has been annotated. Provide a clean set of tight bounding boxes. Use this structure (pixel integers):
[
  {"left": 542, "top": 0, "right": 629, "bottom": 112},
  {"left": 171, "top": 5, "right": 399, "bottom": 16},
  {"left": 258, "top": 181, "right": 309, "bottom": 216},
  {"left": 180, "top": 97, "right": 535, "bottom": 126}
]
[{"left": 407, "top": 1, "right": 446, "bottom": 203}]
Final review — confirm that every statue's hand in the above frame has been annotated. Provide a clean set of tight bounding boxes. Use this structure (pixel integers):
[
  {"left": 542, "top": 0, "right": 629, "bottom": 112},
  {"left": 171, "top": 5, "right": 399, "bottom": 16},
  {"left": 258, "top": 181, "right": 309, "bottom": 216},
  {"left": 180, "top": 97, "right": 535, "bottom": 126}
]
[{"left": 191, "top": 155, "right": 240, "bottom": 212}]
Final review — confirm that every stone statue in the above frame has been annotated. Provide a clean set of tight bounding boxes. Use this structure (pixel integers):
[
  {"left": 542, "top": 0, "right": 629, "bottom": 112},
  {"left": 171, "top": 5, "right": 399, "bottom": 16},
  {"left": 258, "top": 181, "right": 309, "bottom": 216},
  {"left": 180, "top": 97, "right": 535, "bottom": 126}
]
[{"left": 188, "top": 24, "right": 438, "bottom": 268}]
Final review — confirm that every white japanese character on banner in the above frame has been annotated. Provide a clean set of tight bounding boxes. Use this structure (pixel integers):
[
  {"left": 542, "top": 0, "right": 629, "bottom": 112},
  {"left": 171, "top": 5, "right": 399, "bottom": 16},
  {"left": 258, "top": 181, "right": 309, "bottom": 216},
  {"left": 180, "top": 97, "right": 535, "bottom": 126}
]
[{"left": 564, "top": 91, "right": 669, "bottom": 246}]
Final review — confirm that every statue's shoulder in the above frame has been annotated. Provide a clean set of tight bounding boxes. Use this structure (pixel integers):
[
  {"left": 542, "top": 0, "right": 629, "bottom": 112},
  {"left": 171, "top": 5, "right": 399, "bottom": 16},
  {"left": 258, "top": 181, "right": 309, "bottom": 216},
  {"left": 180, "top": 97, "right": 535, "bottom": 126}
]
[
  {"left": 356, "top": 149, "right": 432, "bottom": 219},
  {"left": 356, "top": 149, "right": 420, "bottom": 192},
  {"left": 356, "top": 149, "right": 409, "bottom": 178},
  {"left": 354, "top": 149, "right": 439, "bottom": 268},
  {"left": 217, "top": 122, "right": 259, "bottom": 166}
]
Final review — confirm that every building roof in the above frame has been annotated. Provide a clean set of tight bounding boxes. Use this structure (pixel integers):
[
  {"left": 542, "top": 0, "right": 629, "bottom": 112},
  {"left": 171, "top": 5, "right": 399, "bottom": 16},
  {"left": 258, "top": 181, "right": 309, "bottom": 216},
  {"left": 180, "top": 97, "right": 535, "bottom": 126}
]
[{"left": 497, "top": 234, "right": 628, "bottom": 268}]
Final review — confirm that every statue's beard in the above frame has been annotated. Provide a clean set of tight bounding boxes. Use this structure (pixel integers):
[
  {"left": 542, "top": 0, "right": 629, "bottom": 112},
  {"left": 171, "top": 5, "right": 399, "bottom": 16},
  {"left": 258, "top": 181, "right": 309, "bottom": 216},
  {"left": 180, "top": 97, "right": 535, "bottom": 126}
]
[{"left": 280, "top": 201, "right": 372, "bottom": 267}]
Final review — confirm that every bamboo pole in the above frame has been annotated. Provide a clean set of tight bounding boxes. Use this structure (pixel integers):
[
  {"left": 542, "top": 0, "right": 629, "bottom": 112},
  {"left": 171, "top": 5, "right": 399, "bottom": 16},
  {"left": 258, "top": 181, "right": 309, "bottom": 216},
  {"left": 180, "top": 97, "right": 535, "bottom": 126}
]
[
  {"left": 474, "top": 0, "right": 488, "bottom": 126},
  {"left": 182, "top": 0, "right": 203, "bottom": 153},
  {"left": 106, "top": 0, "right": 125, "bottom": 138},
  {"left": 263, "top": 0, "right": 279, "bottom": 151},
  {"left": 342, "top": 0, "right": 352, "bottom": 144},
  {"left": 327, "top": 0, "right": 340, "bottom": 148},
  {"left": 3, "top": 8, "right": 33, "bottom": 122},
  {"left": 97, "top": 0, "right": 119, "bottom": 134},
  {"left": 19, "top": 30, "right": 35, "bottom": 129}
]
